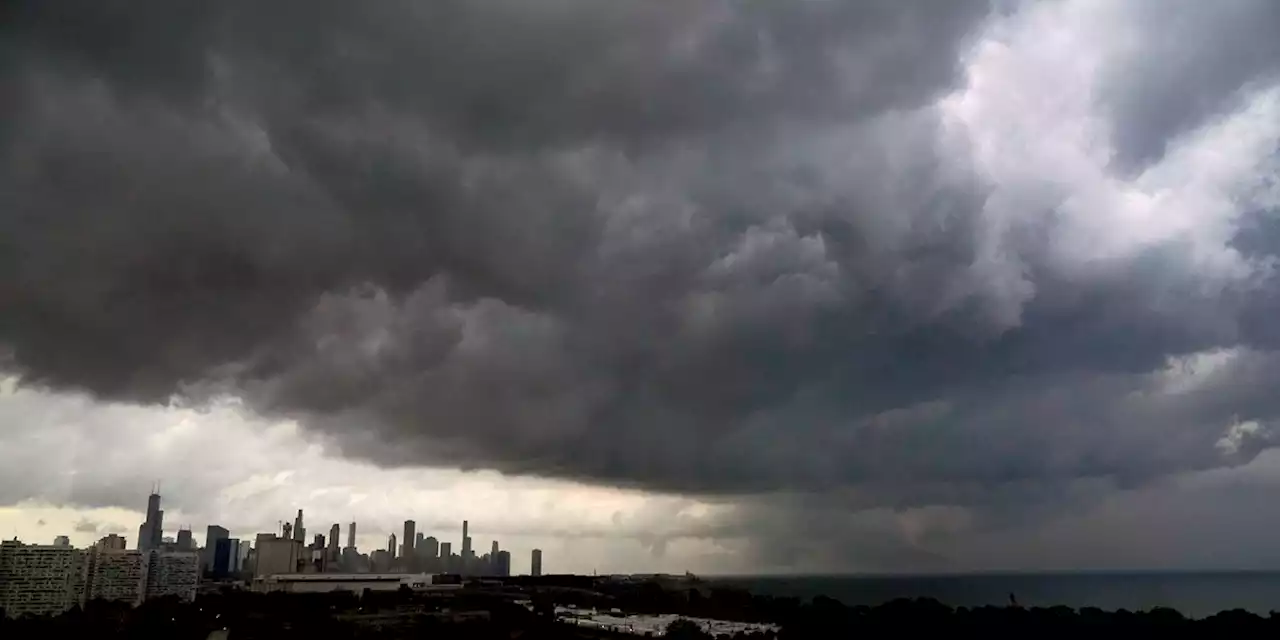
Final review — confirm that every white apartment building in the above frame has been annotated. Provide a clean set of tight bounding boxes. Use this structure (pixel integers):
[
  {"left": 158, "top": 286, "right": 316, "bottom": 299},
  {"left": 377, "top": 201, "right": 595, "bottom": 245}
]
[
  {"left": 0, "top": 540, "right": 86, "bottom": 618},
  {"left": 2, "top": 541, "right": 203, "bottom": 618},
  {"left": 83, "top": 548, "right": 146, "bottom": 606},
  {"left": 144, "top": 551, "right": 199, "bottom": 602}
]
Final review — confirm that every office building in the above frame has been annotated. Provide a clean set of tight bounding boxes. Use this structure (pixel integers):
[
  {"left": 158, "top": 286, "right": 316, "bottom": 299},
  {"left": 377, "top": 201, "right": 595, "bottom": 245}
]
[
  {"left": 328, "top": 524, "right": 340, "bottom": 563},
  {"left": 0, "top": 540, "right": 86, "bottom": 618},
  {"left": 495, "top": 550, "right": 511, "bottom": 577},
  {"left": 238, "top": 541, "right": 251, "bottom": 573},
  {"left": 346, "top": 522, "right": 356, "bottom": 549},
  {"left": 420, "top": 536, "right": 439, "bottom": 562},
  {"left": 439, "top": 542, "right": 451, "bottom": 571},
  {"left": 387, "top": 533, "right": 397, "bottom": 559},
  {"left": 403, "top": 520, "right": 416, "bottom": 559},
  {"left": 83, "top": 547, "right": 145, "bottom": 605},
  {"left": 175, "top": 528, "right": 193, "bottom": 551},
  {"left": 212, "top": 537, "right": 238, "bottom": 577},
  {"left": 204, "top": 525, "right": 228, "bottom": 575},
  {"left": 254, "top": 535, "right": 303, "bottom": 578},
  {"left": 531, "top": 549, "right": 542, "bottom": 577},
  {"left": 369, "top": 549, "right": 391, "bottom": 572},
  {"left": 136, "top": 492, "right": 164, "bottom": 552},
  {"left": 95, "top": 534, "right": 127, "bottom": 551},
  {"left": 293, "top": 510, "right": 306, "bottom": 543},
  {"left": 144, "top": 551, "right": 199, "bottom": 602}
]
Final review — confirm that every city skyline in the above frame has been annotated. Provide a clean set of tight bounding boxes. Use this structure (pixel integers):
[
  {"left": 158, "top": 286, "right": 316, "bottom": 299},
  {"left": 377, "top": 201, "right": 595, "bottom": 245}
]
[
  {"left": 7, "top": 497, "right": 540, "bottom": 586},
  {"left": 5, "top": 489, "right": 554, "bottom": 575}
]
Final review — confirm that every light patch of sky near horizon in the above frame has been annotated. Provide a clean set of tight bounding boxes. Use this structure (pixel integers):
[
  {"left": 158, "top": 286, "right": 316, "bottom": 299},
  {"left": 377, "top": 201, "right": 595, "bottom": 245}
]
[{"left": 0, "top": 376, "right": 737, "bottom": 575}]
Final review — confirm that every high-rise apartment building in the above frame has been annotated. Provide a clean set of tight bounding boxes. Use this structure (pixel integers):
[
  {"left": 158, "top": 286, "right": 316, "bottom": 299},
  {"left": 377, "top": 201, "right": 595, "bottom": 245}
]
[
  {"left": 0, "top": 540, "right": 85, "bottom": 618},
  {"left": 144, "top": 551, "right": 199, "bottom": 602},
  {"left": 346, "top": 522, "right": 356, "bottom": 549},
  {"left": 387, "top": 534, "right": 397, "bottom": 559},
  {"left": 531, "top": 549, "right": 543, "bottom": 577},
  {"left": 95, "top": 534, "right": 127, "bottom": 551},
  {"left": 83, "top": 547, "right": 145, "bottom": 605},
  {"left": 328, "top": 524, "right": 340, "bottom": 562}
]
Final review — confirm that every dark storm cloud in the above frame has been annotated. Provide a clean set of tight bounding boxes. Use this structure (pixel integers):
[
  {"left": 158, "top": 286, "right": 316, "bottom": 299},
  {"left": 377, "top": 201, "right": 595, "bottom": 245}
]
[{"left": 2, "top": 0, "right": 1280, "bottom": 526}]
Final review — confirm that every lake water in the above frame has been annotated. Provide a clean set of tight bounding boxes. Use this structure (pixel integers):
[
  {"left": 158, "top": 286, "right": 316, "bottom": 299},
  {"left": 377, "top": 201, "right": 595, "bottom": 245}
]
[{"left": 712, "top": 573, "right": 1280, "bottom": 618}]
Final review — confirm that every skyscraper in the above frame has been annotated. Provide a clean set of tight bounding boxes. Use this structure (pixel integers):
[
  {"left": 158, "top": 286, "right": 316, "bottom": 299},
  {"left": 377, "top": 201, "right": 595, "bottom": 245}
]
[
  {"left": 137, "top": 492, "right": 163, "bottom": 552},
  {"left": 175, "top": 528, "right": 193, "bottom": 551},
  {"left": 204, "top": 526, "right": 228, "bottom": 575},
  {"left": 347, "top": 522, "right": 356, "bottom": 549},
  {"left": 531, "top": 549, "right": 542, "bottom": 577},
  {"left": 328, "top": 524, "right": 340, "bottom": 562},
  {"left": 388, "top": 534, "right": 397, "bottom": 559},
  {"left": 403, "top": 520, "right": 416, "bottom": 558},
  {"left": 495, "top": 550, "right": 511, "bottom": 577},
  {"left": 212, "top": 537, "right": 237, "bottom": 577},
  {"left": 422, "top": 536, "right": 439, "bottom": 560},
  {"left": 293, "top": 510, "right": 306, "bottom": 542}
]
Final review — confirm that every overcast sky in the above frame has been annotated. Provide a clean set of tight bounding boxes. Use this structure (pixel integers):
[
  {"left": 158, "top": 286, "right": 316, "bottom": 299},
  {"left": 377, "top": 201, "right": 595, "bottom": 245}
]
[{"left": 3, "top": 0, "right": 1280, "bottom": 575}]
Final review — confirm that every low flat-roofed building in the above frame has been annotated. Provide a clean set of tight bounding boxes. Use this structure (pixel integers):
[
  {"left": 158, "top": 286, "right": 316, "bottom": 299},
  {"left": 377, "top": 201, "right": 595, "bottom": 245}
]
[{"left": 251, "top": 573, "right": 462, "bottom": 594}]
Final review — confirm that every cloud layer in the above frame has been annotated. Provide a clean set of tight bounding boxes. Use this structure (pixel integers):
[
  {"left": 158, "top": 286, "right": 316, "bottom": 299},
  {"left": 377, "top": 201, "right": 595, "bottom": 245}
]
[{"left": 3, "top": 0, "right": 1280, "bottom": 568}]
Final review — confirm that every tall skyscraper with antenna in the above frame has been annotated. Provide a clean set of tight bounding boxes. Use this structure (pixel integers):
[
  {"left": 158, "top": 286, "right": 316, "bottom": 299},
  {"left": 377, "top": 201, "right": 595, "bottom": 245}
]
[{"left": 136, "top": 487, "right": 163, "bottom": 552}]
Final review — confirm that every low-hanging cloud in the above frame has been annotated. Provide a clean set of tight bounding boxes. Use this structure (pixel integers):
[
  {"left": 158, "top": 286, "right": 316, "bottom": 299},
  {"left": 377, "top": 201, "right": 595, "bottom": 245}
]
[{"left": 3, "top": 0, "right": 1280, "bottom": 546}]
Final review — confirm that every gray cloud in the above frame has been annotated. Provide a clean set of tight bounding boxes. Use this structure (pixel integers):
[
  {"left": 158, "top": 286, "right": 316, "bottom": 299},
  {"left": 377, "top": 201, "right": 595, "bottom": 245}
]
[
  {"left": 1097, "top": 0, "right": 1280, "bottom": 171},
  {"left": 73, "top": 518, "right": 101, "bottom": 534},
  {"left": 3, "top": 0, "right": 1280, "bottom": 571}
]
